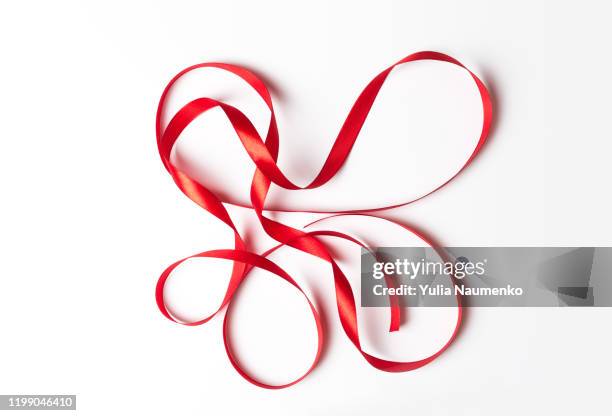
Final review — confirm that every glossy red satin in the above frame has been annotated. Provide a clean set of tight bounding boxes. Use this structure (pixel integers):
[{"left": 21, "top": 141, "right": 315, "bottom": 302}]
[{"left": 155, "top": 52, "right": 493, "bottom": 388}]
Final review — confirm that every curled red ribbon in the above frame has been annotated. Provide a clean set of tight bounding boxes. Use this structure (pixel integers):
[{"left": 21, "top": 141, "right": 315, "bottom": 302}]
[{"left": 155, "top": 51, "right": 493, "bottom": 389}]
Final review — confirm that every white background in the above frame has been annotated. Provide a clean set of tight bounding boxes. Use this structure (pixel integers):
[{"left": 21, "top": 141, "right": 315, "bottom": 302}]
[{"left": 1, "top": 1, "right": 612, "bottom": 415}]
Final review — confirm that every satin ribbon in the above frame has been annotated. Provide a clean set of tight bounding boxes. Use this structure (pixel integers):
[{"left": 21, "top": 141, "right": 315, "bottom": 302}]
[{"left": 155, "top": 51, "right": 493, "bottom": 389}]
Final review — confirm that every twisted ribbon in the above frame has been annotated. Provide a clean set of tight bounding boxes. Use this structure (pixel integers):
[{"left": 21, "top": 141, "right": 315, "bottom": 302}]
[{"left": 155, "top": 51, "right": 493, "bottom": 389}]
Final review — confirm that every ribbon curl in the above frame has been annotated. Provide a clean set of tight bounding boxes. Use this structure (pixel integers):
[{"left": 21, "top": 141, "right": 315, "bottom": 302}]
[{"left": 155, "top": 51, "right": 493, "bottom": 389}]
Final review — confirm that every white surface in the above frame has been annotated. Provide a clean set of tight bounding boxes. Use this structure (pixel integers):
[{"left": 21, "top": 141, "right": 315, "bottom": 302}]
[{"left": 1, "top": 1, "right": 611, "bottom": 415}]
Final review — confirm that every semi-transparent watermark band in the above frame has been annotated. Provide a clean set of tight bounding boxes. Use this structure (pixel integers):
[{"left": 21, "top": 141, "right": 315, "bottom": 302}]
[{"left": 361, "top": 247, "right": 612, "bottom": 307}]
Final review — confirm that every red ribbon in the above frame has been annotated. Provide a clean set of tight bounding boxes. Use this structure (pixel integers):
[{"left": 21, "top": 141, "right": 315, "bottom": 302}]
[{"left": 155, "top": 51, "right": 493, "bottom": 389}]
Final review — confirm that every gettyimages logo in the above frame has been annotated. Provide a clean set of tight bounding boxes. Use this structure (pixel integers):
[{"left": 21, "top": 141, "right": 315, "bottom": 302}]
[{"left": 372, "top": 257, "right": 486, "bottom": 280}]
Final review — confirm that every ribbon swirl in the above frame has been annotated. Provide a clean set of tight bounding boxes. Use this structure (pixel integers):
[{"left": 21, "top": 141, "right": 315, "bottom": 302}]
[{"left": 155, "top": 51, "right": 493, "bottom": 389}]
